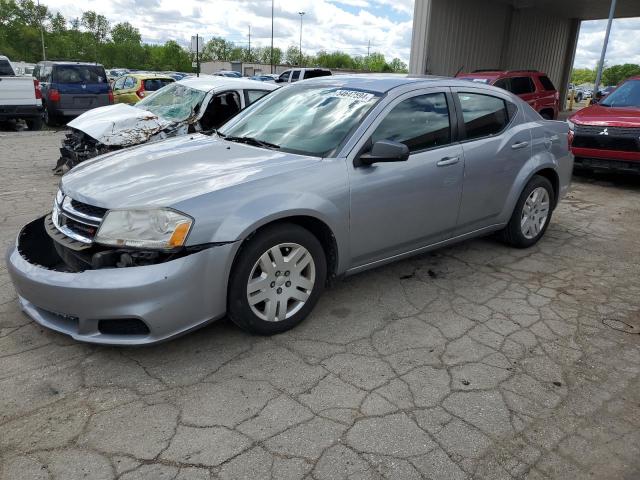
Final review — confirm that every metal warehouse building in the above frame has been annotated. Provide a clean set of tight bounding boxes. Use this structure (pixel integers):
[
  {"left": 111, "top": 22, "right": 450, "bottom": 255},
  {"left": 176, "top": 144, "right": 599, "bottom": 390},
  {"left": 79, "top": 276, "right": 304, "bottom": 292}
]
[{"left": 409, "top": 0, "right": 640, "bottom": 106}]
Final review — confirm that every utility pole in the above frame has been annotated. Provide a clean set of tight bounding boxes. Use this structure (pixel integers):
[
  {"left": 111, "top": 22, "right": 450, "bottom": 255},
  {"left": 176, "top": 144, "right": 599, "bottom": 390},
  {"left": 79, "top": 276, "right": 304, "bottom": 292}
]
[
  {"left": 298, "top": 12, "right": 305, "bottom": 66},
  {"left": 270, "top": 0, "right": 274, "bottom": 73},
  {"left": 196, "top": 33, "right": 200, "bottom": 77},
  {"left": 367, "top": 39, "right": 371, "bottom": 58},
  {"left": 594, "top": 0, "right": 617, "bottom": 91},
  {"left": 37, "top": 0, "right": 46, "bottom": 61},
  {"left": 248, "top": 25, "right": 251, "bottom": 60}
]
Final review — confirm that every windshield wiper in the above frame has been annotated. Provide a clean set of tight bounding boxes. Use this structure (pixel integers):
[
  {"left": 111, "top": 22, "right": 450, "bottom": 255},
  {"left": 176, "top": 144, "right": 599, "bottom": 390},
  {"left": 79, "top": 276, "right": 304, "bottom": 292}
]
[{"left": 224, "top": 135, "right": 280, "bottom": 149}]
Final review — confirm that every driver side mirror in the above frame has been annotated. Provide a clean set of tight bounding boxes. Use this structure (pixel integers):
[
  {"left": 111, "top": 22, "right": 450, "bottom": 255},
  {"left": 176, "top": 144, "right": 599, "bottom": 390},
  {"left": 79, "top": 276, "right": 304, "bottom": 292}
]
[{"left": 355, "top": 140, "right": 410, "bottom": 167}]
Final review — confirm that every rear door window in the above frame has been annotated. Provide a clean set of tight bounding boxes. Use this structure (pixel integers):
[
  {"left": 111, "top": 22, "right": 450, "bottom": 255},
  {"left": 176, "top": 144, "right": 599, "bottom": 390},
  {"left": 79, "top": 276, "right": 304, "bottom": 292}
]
[
  {"left": 539, "top": 76, "right": 556, "bottom": 91},
  {"left": 372, "top": 92, "right": 451, "bottom": 152},
  {"left": 457, "top": 93, "right": 510, "bottom": 140},
  {"left": 113, "top": 77, "right": 126, "bottom": 90},
  {"left": 54, "top": 65, "right": 107, "bottom": 84},
  {"left": 509, "top": 76, "right": 536, "bottom": 95},
  {"left": 290, "top": 70, "right": 301, "bottom": 82},
  {"left": 143, "top": 78, "right": 174, "bottom": 91}
]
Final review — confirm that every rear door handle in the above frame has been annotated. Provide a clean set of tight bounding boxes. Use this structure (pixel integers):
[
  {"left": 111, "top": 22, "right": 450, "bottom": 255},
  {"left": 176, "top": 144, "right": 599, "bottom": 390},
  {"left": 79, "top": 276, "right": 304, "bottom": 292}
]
[
  {"left": 511, "top": 141, "right": 529, "bottom": 150},
  {"left": 437, "top": 156, "right": 459, "bottom": 167}
]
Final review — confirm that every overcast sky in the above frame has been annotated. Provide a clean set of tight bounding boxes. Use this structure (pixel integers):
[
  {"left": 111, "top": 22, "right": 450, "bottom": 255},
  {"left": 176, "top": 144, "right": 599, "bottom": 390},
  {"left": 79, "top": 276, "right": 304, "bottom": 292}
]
[{"left": 43, "top": 0, "right": 639, "bottom": 68}]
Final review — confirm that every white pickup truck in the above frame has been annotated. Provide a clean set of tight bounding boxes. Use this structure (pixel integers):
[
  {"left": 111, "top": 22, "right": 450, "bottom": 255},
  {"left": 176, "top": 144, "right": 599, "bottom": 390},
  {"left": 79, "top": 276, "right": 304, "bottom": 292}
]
[{"left": 0, "top": 55, "right": 43, "bottom": 130}]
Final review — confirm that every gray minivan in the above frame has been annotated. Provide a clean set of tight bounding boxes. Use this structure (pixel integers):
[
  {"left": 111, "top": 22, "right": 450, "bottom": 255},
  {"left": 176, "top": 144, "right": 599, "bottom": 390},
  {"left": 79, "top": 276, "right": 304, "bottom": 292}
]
[{"left": 33, "top": 61, "right": 112, "bottom": 126}]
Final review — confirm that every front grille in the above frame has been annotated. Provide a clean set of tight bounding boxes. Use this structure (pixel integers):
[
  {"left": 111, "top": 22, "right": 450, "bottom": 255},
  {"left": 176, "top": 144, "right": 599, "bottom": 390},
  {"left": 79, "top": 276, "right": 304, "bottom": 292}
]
[
  {"left": 575, "top": 125, "right": 640, "bottom": 137},
  {"left": 573, "top": 125, "right": 640, "bottom": 153},
  {"left": 52, "top": 192, "right": 107, "bottom": 245},
  {"left": 70, "top": 199, "right": 108, "bottom": 219}
]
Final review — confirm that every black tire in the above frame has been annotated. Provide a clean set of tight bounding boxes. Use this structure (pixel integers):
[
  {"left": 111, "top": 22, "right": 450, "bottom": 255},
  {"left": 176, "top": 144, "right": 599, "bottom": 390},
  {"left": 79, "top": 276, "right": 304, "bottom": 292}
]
[
  {"left": 25, "top": 116, "right": 43, "bottom": 131},
  {"left": 228, "top": 223, "right": 327, "bottom": 335},
  {"left": 499, "top": 175, "right": 555, "bottom": 248},
  {"left": 43, "top": 105, "right": 59, "bottom": 127}
]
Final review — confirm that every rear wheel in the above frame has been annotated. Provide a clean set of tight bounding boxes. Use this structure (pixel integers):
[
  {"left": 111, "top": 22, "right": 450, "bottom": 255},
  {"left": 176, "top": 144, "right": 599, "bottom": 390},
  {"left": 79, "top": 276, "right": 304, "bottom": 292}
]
[
  {"left": 43, "top": 105, "right": 59, "bottom": 127},
  {"left": 499, "top": 175, "right": 554, "bottom": 248},
  {"left": 25, "top": 116, "right": 43, "bottom": 131},
  {"left": 228, "top": 224, "right": 327, "bottom": 335}
]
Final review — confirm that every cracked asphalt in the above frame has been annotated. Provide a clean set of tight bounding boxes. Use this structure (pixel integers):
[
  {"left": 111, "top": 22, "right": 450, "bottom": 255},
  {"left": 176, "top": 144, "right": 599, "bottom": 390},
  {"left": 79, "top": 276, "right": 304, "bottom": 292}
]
[{"left": 1, "top": 130, "right": 640, "bottom": 480}]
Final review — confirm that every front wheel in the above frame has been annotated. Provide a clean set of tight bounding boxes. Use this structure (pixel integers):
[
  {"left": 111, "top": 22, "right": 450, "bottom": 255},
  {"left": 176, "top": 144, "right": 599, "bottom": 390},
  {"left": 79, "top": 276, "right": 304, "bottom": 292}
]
[
  {"left": 499, "top": 175, "right": 554, "bottom": 248},
  {"left": 227, "top": 223, "right": 327, "bottom": 335}
]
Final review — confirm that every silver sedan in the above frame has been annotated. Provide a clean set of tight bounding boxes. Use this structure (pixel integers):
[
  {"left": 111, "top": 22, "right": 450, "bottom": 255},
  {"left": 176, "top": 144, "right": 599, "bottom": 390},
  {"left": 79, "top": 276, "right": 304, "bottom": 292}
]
[{"left": 7, "top": 75, "right": 573, "bottom": 344}]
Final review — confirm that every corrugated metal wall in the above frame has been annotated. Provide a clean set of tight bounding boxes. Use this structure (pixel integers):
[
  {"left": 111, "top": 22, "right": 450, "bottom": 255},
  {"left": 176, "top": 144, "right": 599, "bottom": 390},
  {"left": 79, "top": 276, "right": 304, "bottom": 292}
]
[
  {"left": 424, "top": 0, "right": 511, "bottom": 75},
  {"left": 502, "top": 9, "right": 575, "bottom": 91},
  {"left": 410, "top": 0, "right": 580, "bottom": 107}
]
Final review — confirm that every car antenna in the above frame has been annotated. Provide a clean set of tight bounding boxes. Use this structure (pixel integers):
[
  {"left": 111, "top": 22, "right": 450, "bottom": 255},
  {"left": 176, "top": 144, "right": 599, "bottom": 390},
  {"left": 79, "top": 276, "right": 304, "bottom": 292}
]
[{"left": 454, "top": 65, "right": 465, "bottom": 77}]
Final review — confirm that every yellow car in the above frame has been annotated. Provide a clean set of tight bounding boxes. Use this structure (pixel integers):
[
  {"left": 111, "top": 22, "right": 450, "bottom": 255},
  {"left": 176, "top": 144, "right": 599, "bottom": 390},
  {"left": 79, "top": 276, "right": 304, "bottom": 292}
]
[{"left": 112, "top": 73, "right": 175, "bottom": 104}]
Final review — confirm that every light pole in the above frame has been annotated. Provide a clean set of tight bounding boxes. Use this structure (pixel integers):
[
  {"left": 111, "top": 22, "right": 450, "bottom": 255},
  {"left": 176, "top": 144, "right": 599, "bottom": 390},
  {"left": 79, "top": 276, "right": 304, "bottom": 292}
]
[
  {"left": 594, "top": 0, "right": 617, "bottom": 92},
  {"left": 37, "top": 0, "right": 46, "bottom": 61},
  {"left": 298, "top": 11, "right": 305, "bottom": 66},
  {"left": 270, "top": 0, "right": 274, "bottom": 73}
]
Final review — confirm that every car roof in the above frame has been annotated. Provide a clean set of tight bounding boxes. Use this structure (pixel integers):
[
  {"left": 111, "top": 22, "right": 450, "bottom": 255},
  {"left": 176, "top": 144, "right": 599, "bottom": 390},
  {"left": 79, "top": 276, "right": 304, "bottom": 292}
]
[
  {"left": 127, "top": 73, "right": 175, "bottom": 79},
  {"left": 38, "top": 61, "right": 105, "bottom": 67},
  {"left": 290, "top": 74, "right": 460, "bottom": 94},
  {"left": 178, "top": 75, "right": 280, "bottom": 93}
]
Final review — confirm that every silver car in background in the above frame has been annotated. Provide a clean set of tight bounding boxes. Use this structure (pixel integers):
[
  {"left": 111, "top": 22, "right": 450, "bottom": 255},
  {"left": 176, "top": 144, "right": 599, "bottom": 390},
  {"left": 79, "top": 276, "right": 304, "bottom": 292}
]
[{"left": 7, "top": 76, "right": 572, "bottom": 345}]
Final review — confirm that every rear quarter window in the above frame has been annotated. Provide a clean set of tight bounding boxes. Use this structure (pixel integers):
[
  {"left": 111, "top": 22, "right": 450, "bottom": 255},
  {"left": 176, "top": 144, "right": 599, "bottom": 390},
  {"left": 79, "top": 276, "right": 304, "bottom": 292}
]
[
  {"left": 0, "top": 59, "right": 15, "bottom": 76},
  {"left": 144, "top": 79, "right": 174, "bottom": 91},
  {"left": 304, "top": 70, "right": 331, "bottom": 79},
  {"left": 538, "top": 76, "right": 556, "bottom": 91},
  {"left": 53, "top": 65, "right": 107, "bottom": 84}
]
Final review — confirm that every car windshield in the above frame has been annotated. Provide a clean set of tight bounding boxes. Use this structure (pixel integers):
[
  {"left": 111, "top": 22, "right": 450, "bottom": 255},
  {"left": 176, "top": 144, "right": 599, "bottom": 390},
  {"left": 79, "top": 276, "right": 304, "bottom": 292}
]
[
  {"left": 600, "top": 80, "right": 640, "bottom": 107},
  {"left": 219, "top": 85, "right": 381, "bottom": 156},
  {"left": 135, "top": 83, "right": 207, "bottom": 122}
]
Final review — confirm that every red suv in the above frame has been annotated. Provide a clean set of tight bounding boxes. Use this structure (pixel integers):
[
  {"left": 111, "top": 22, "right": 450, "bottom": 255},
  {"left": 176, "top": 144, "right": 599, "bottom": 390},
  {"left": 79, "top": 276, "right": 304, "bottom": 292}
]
[
  {"left": 456, "top": 70, "right": 560, "bottom": 120},
  {"left": 568, "top": 76, "right": 640, "bottom": 173}
]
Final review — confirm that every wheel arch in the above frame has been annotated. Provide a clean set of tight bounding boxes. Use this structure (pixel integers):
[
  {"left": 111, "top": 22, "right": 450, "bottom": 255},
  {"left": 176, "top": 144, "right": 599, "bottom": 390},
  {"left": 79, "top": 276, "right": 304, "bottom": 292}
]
[{"left": 229, "top": 213, "right": 342, "bottom": 282}]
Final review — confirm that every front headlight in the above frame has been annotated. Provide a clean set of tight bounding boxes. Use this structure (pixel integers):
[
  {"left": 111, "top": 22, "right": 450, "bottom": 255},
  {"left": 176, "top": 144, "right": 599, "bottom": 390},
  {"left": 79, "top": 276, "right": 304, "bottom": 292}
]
[
  {"left": 566, "top": 119, "right": 575, "bottom": 132},
  {"left": 95, "top": 208, "right": 193, "bottom": 250}
]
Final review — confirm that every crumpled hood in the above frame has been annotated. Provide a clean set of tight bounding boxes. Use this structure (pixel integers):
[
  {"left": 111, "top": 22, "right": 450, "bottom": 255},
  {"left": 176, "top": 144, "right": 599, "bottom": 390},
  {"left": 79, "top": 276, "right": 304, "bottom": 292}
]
[
  {"left": 61, "top": 134, "right": 320, "bottom": 208},
  {"left": 66, "top": 103, "right": 174, "bottom": 146},
  {"left": 570, "top": 104, "right": 640, "bottom": 128}
]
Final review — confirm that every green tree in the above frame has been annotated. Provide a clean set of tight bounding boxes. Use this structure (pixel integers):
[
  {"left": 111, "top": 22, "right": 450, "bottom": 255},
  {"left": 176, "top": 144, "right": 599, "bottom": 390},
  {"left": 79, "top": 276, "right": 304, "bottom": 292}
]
[
  {"left": 388, "top": 58, "right": 408, "bottom": 73},
  {"left": 602, "top": 63, "right": 640, "bottom": 86},
  {"left": 284, "top": 45, "right": 301, "bottom": 65},
  {"left": 81, "top": 11, "right": 109, "bottom": 62},
  {"left": 111, "top": 22, "right": 141, "bottom": 45}
]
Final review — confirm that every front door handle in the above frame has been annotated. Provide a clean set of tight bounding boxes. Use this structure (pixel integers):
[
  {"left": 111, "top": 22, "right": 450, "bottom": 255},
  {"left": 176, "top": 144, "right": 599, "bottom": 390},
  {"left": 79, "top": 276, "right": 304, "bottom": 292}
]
[
  {"left": 511, "top": 141, "right": 529, "bottom": 150},
  {"left": 437, "top": 156, "right": 459, "bottom": 167}
]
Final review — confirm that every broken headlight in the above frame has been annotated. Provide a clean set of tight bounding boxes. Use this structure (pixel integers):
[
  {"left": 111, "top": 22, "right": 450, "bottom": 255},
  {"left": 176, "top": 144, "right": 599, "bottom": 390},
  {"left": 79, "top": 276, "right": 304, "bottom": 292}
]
[{"left": 95, "top": 209, "right": 193, "bottom": 250}]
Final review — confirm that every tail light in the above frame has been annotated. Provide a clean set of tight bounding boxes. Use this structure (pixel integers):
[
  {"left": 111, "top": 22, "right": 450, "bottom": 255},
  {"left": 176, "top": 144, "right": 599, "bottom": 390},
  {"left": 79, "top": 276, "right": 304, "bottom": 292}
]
[
  {"left": 108, "top": 88, "right": 114, "bottom": 104},
  {"left": 555, "top": 91, "right": 560, "bottom": 101},
  {"left": 136, "top": 84, "right": 146, "bottom": 99},
  {"left": 33, "top": 78, "right": 42, "bottom": 100},
  {"left": 48, "top": 89, "right": 60, "bottom": 102}
]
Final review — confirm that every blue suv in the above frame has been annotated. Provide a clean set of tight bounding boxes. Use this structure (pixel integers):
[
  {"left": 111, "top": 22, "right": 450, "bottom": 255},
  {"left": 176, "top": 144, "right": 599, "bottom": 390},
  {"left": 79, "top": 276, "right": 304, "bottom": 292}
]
[{"left": 33, "top": 61, "right": 112, "bottom": 126}]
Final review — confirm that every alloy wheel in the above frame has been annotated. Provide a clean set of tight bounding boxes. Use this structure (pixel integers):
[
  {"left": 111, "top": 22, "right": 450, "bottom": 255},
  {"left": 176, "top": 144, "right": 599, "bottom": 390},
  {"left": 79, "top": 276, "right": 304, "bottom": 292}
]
[
  {"left": 520, "top": 186, "right": 550, "bottom": 239},
  {"left": 246, "top": 243, "right": 316, "bottom": 322}
]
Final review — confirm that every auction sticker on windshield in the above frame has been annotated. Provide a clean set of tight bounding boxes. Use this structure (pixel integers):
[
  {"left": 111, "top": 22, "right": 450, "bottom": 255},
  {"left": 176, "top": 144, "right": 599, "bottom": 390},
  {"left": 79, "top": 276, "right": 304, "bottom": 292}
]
[{"left": 329, "top": 90, "right": 376, "bottom": 102}]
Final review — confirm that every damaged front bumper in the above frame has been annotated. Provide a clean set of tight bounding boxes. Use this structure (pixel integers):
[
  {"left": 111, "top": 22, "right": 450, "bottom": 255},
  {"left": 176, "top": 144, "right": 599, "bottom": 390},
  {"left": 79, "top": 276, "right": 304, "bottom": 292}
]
[
  {"left": 55, "top": 129, "right": 119, "bottom": 173},
  {"left": 6, "top": 216, "right": 236, "bottom": 345}
]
